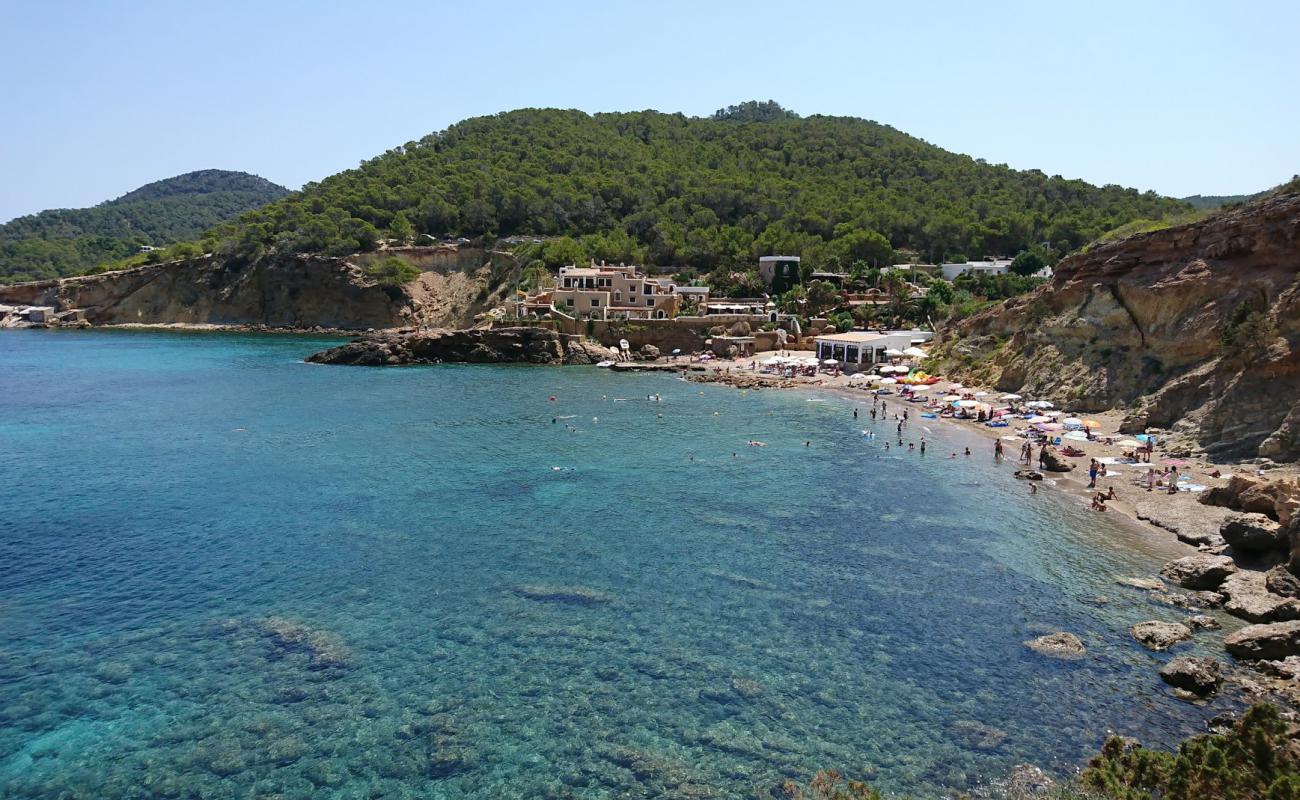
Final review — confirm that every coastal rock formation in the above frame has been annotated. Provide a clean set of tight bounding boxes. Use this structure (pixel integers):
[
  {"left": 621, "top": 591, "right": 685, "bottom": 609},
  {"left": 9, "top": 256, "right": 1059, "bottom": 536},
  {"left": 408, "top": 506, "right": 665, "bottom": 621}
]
[
  {"left": 0, "top": 245, "right": 519, "bottom": 331},
  {"left": 1221, "top": 513, "right": 1288, "bottom": 552},
  {"left": 1160, "top": 554, "right": 1238, "bottom": 590},
  {"left": 306, "top": 327, "right": 618, "bottom": 366},
  {"left": 1225, "top": 620, "right": 1300, "bottom": 661},
  {"left": 1024, "top": 632, "right": 1085, "bottom": 660},
  {"left": 936, "top": 189, "right": 1300, "bottom": 462},
  {"left": 1158, "top": 656, "right": 1223, "bottom": 697},
  {"left": 1220, "top": 571, "right": 1300, "bottom": 623},
  {"left": 1129, "top": 620, "right": 1192, "bottom": 651},
  {"left": 1202, "top": 474, "right": 1300, "bottom": 526}
]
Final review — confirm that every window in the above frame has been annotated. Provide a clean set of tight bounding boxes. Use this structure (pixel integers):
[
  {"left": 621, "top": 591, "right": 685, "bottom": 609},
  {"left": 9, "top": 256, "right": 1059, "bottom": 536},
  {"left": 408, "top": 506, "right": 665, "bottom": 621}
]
[
  {"left": 614, "top": 291, "right": 621, "bottom": 301},
  {"left": 643, "top": 284, "right": 653, "bottom": 294},
  {"left": 591, "top": 298, "right": 600, "bottom": 307},
  {"left": 646, "top": 298, "right": 654, "bottom": 307}
]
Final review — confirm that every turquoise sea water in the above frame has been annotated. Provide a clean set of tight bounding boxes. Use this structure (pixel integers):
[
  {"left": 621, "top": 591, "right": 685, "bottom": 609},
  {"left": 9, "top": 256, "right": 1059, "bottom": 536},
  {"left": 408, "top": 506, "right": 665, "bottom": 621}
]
[{"left": 0, "top": 330, "right": 1233, "bottom": 798}]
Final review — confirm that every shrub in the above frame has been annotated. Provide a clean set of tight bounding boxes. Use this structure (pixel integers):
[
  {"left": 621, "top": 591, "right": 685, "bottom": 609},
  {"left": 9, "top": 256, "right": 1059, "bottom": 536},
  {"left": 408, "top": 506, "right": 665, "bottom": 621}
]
[
  {"left": 1081, "top": 704, "right": 1300, "bottom": 800},
  {"left": 366, "top": 256, "right": 420, "bottom": 287}
]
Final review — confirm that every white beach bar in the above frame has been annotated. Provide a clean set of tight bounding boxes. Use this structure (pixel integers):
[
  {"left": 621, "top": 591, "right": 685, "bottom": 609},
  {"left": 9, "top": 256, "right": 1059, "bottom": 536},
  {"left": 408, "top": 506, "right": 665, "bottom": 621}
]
[{"left": 813, "top": 330, "right": 935, "bottom": 370}]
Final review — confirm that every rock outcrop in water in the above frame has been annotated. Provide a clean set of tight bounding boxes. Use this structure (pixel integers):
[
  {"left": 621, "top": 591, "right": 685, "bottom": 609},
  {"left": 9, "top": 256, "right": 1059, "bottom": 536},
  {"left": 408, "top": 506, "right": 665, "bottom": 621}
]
[
  {"left": 936, "top": 189, "right": 1300, "bottom": 462},
  {"left": 306, "top": 327, "right": 618, "bottom": 366}
]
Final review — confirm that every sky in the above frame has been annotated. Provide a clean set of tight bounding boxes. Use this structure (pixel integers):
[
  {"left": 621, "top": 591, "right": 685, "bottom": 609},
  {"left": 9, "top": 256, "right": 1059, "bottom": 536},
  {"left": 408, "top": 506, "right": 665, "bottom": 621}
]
[{"left": 2, "top": 0, "right": 1297, "bottom": 223}]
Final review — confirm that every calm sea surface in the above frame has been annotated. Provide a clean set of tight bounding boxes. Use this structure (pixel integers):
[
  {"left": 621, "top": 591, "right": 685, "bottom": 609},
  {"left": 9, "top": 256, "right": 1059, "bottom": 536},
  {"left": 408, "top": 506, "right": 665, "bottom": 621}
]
[{"left": 0, "top": 330, "right": 1233, "bottom": 798}]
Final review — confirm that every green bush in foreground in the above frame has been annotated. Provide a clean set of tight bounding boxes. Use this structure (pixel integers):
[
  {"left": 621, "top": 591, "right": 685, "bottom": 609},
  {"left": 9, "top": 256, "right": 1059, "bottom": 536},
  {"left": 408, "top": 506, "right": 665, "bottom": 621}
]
[
  {"left": 788, "top": 704, "right": 1298, "bottom": 800},
  {"left": 366, "top": 256, "right": 420, "bottom": 287},
  {"left": 1080, "top": 704, "right": 1300, "bottom": 800}
]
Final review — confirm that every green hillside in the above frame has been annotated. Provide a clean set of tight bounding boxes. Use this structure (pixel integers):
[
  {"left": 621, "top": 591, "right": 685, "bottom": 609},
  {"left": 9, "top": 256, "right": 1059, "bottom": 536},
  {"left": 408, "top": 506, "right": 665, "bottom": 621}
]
[
  {"left": 0, "top": 170, "right": 288, "bottom": 283},
  {"left": 201, "top": 102, "right": 1189, "bottom": 272}
]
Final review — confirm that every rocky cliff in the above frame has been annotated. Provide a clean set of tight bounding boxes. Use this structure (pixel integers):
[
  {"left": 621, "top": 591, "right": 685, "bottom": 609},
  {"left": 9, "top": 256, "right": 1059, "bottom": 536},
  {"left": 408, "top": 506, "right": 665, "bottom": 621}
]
[
  {"left": 0, "top": 246, "right": 518, "bottom": 331},
  {"left": 306, "top": 327, "right": 618, "bottom": 366},
  {"left": 936, "top": 190, "right": 1300, "bottom": 462}
]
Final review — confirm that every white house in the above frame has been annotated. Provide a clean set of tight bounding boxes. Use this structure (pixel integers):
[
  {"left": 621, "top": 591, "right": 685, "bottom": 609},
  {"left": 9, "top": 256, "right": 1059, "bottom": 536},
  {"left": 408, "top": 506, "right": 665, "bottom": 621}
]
[{"left": 940, "top": 259, "right": 1014, "bottom": 281}]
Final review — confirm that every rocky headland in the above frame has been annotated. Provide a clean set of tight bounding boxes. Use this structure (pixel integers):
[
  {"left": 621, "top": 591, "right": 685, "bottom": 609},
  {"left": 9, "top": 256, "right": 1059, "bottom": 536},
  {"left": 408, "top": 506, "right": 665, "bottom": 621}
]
[
  {"left": 935, "top": 189, "right": 1300, "bottom": 463},
  {"left": 305, "top": 326, "right": 619, "bottom": 366},
  {"left": 0, "top": 245, "right": 519, "bottom": 331}
]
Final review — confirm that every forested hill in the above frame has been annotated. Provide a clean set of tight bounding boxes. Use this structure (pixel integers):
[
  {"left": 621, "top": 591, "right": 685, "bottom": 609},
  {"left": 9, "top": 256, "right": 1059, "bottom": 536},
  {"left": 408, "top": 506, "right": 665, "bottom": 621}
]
[
  {"left": 203, "top": 104, "right": 1189, "bottom": 271},
  {"left": 0, "top": 170, "right": 288, "bottom": 283}
]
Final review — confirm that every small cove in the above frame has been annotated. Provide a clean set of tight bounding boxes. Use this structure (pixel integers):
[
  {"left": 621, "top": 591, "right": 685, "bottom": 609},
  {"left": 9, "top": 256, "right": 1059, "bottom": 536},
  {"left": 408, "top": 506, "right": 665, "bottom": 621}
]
[{"left": 0, "top": 330, "right": 1237, "bottom": 798}]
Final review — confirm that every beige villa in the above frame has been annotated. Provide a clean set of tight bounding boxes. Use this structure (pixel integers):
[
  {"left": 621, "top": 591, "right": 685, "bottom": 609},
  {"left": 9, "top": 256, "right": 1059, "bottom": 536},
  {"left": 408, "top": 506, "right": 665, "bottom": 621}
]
[{"left": 516, "top": 263, "right": 710, "bottom": 320}]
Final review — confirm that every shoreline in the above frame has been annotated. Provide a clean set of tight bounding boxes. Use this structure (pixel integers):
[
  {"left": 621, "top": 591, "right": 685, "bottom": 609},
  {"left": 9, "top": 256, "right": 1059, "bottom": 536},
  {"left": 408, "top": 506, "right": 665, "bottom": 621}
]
[{"left": 676, "top": 354, "right": 1284, "bottom": 554}]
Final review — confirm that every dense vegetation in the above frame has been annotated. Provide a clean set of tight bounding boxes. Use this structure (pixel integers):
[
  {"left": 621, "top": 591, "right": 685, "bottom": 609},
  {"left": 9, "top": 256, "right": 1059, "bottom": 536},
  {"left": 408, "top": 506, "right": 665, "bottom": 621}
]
[
  {"left": 786, "top": 704, "right": 1299, "bottom": 800},
  {"left": 0, "top": 170, "right": 288, "bottom": 283},
  {"left": 200, "top": 104, "right": 1189, "bottom": 274},
  {"left": 1080, "top": 703, "right": 1300, "bottom": 800}
]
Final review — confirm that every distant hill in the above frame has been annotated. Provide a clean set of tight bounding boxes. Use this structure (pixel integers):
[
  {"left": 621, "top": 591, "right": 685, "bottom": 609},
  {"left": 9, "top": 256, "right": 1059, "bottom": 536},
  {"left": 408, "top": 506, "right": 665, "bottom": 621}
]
[
  {"left": 199, "top": 104, "right": 1189, "bottom": 273},
  {"left": 0, "top": 170, "right": 289, "bottom": 283},
  {"left": 1180, "top": 191, "right": 1266, "bottom": 210}
]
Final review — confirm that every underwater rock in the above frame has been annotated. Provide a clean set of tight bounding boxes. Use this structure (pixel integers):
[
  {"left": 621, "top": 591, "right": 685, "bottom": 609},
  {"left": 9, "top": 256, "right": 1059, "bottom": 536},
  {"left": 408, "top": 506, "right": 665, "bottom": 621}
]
[
  {"left": 1024, "top": 632, "right": 1085, "bottom": 660},
  {"left": 93, "top": 662, "right": 133, "bottom": 684},
  {"left": 255, "top": 616, "right": 351, "bottom": 672},
  {"left": 513, "top": 584, "right": 615, "bottom": 605},
  {"left": 1116, "top": 576, "right": 1165, "bottom": 591},
  {"left": 1130, "top": 621, "right": 1193, "bottom": 651},
  {"left": 731, "top": 677, "right": 764, "bottom": 700},
  {"left": 949, "top": 719, "right": 1007, "bottom": 750}
]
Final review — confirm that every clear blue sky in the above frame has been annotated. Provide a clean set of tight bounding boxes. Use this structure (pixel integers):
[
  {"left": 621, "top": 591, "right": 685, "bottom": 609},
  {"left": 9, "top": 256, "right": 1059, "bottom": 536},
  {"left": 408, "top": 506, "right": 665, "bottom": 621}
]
[{"left": 2, "top": 0, "right": 1297, "bottom": 223}]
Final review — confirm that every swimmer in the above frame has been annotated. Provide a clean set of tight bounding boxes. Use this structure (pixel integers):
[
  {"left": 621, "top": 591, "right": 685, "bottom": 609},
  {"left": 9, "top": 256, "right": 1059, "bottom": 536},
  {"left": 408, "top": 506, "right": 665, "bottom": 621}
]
[
  {"left": 1029, "top": 482, "right": 1038, "bottom": 494},
  {"left": 964, "top": 447, "right": 971, "bottom": 456}
]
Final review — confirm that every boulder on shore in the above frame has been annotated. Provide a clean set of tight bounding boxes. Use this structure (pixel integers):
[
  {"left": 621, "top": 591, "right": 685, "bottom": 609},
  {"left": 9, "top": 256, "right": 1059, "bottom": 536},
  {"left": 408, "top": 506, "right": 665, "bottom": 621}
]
[
  {"left": 1221, "top": 513, "right": 1287, "bottom": 552},
  {"left": 1160, "top": 554, "right": 1238, "bottom": 590},
  {"left": 1024, "top": 632, "right": 1085, "bottom": 660},
  {"left": 1158, "top": 656, "right": 1223, "bottom": 698},
  {"left": 1225, "top": 620, "right": 1300, "bottom": 661},
  {"left": 1039, "top": 449, "right": 1075, "bottom": 473},
  {"left": 1130, "top": 621, "right": 1192, "bottom": 651}
]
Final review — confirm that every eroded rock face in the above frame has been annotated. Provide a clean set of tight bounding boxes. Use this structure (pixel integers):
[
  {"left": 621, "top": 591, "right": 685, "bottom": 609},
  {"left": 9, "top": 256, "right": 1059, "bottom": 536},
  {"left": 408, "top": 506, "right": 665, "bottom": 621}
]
[
  {"left": 935, "top": 191, "right": 1300, "bottom": 462},
  {"left": 1160, "top": 554, "right": 1238, "bottom": 590},
  {"left": 1158, "top": 656, "right": 1223, "bottom": 697},
  {"left": 307, "top": 327, "right": 618, "bottom": 367},
  {"left": 1130, "top": 621, "right": 1192, "bottom": 651},
  {"left": 1024, "top": 632, "right": 1085, "bottom": 660},
  {"left": 1225, "top": 620, "right": 1300, "bottom": 661}
]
